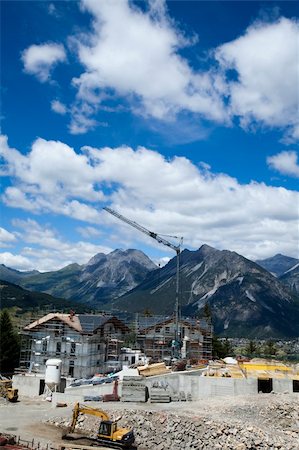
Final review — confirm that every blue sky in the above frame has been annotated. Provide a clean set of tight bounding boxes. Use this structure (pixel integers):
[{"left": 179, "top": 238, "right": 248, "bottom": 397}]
[{"left": 1, "top": 0, "right": 298, "bottom": 271}]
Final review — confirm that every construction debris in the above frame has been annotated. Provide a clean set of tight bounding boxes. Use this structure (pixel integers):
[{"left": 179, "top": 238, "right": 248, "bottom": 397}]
[{"left": 47, "top": 394, "right": 299, "bottom": 449}]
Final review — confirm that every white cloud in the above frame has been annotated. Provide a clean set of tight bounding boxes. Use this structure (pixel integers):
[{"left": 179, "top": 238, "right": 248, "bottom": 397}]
[
  {"left": 0, "top": 252, "right": 33, "bottom": 271},
  {"left": 0, "top": 227, "right": 17, "bottom": 247},
  {"left": 0, "top": 135, "right": 105, "bottom": 222},
  {"left": 51, "top": 100, "right": 67, "bottom": 115},
  {"left": 215, "top": 17, "right": 299, "bottom": 141},
  {"left": 68, "top": 0, "right": 227, "bottom": 132},
  {"left": 1, "top": 134, "right": 298, "bottom": 260},
  {"left": 267, "top": 151, "right": 299, "bottom": 178},
  {"left": 77, "top": 226, "right": 102, "bottom": 239},
  {"left": 21, "top": 2, "right": 298, "bottom": 141},
  {"left": 9, "top": 219, "right": 112, "bottom": 271},
  {"left": 155, "top": 256, "right": 171, "bottom": 268},
  {"left": 22, "top": 43, "right": 66, "bottom": 82}
]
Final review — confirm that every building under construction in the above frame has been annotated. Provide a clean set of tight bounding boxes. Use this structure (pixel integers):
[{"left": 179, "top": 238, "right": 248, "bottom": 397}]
[
  {"left": 18, "top": 312, "right": 130, "bottom": 378},
  {"left": 17, "top": 311, "right": 213, "bottom": 379}
]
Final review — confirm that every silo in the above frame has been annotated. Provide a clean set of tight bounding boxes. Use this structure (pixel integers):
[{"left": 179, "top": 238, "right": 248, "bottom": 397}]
[{"left": 45, "top": 358, "right": 62, "bottom": 390}]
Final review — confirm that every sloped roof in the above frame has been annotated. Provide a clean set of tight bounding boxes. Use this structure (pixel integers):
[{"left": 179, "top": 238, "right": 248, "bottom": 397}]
[
  {"left": 78, "top": 314, "right": 113, "bottom": 333},
  {"left": 23, "top": 313, "right": 128, "bottom": 334},
  {"left": 24, "top": 313, "right": 82, "bottom": 332}
]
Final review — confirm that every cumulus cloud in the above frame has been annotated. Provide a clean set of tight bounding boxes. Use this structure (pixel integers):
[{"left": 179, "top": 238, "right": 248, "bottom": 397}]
[
  {"left": 1, "top": 134, "right": 298, "bottom": 260},
  {"left": 215, "top": 17, "right": 299, "bottom": 141},
  {"left": 68, "top": 0, "right": 227, "bottom": 132},
  {"left": 21, "top": 2, "right": 298, "bottom": 140},
  {"left": 267, "top": 151, "right": 299, "bottom": 178},
  {"left": 22, "top": 43, "right": 66, "bottom": 82},
  {"left": 0, "top": 134, "right": 104, "bottom": 222},
  {"left": 51, "top": 100, "right": 67, "bottom": 115},
  {"left": 0, "top": 227, "right": 17, "bottom": 247},
  {"left": 8, "top": 219, "right": 112, "bottom": 271},
  {"left": 0, "top": 252, "right": 33, "bottom": 271}
]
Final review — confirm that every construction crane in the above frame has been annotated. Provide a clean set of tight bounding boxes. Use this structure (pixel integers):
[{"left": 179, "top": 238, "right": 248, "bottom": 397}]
[{"left": 103, "top": 206, "right": 183, "bottom": 358}]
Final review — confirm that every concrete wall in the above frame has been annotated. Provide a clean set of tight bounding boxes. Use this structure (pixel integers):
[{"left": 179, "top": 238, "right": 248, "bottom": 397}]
[
  {"left": 52, "top": 382, "right": 122, "bottom": 405},
  {"left": 12, "top": 374, "right": 43, "bottom": 397},
  {"left": 64, "top": 382, "right": 121, "bottom": 397},
  {"left": 13, "top": 374, "right": 68, "bottom": 397},
  {"left": 273, "top": 378, "right": 293, "bottom": 394},
  {"left": 145, "top": 373, "right": 297, "bottom": 400}
]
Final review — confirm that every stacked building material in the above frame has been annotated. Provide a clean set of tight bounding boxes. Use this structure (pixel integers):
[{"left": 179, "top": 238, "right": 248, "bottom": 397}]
[
  {"left": 137, "top": 362, "right": 171, "bottom": 377},
  {"left": 149, "top": 387, "right": 171, "bottom": 403},
  {"left": 121, "top": 376, "right": 147, "bottom": 402}
]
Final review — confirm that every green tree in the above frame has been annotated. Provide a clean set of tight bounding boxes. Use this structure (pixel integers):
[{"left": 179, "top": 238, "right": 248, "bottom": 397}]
[
  {"left": 263, "top": 340, "right": 277, "bottom": 357},
  {"left": 222, "top": 337, "right": 233, "bottom": 356},
  {"left": 212, "top": 336, "right": 234, "bottom": 359},
  {"left": 245, "top": 340, "right": 260, "bottom": 357},
  {"left": 212, "top": 335, "right": 223, "bottom": 358},
  {"left": 203, "top": 303, "right": 211, "bottom": 318},
  {"left": 0, "top": 309, "right": 20, "bottom": 375}
]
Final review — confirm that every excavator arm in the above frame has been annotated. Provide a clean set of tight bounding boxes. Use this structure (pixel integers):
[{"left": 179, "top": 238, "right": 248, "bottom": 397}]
[{"left": 69, "top": 402, "right": 110, "bottom": 433}]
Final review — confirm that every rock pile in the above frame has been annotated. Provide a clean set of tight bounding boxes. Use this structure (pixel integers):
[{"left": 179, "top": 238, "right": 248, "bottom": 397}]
[{"left": 47, "top": 401, "right": 299, "bottom": 450}]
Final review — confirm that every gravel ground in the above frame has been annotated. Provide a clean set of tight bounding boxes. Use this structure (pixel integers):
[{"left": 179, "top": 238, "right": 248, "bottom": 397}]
[{"left": 1, "top": 393, "right": 299, "bottom": 449}]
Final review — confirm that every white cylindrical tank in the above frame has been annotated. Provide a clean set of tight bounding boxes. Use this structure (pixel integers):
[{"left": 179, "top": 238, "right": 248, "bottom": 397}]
[{"left": 45, "top": 358, "right": 62, "bottom": 387}]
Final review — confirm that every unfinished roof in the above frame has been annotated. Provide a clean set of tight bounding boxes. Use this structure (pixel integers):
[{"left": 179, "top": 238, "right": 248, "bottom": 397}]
[
  {"left": 24, "top": 313, "right": 82, "bottom": 332},
  {"left": 78, "top": 314, "right": 113, "bottom": 333},
  {"left": 138, "top": 316, "right": 210, "bottom": 333},
  {"left": 23, "top": 313, "right": 128, "bottom": 334}
]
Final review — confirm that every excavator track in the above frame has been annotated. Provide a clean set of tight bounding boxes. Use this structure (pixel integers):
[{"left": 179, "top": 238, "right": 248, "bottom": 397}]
[{"left": 60, "top": 438, "right": 137, "bottom": 449}]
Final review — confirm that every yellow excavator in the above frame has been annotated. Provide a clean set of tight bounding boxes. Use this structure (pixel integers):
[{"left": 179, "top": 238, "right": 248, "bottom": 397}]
[
  {"left": 63, "top": 402, "right": 135, "bottom": 448},
  {"left": 0, "top": 377, "right": 18, "bottom": 402}
]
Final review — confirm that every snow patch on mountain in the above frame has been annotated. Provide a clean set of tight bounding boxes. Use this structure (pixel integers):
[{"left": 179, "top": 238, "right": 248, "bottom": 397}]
[
  {"left": 246, "top": 290, "right": 256, "bottom": 302},
  {"left": 150, "top": 277, "right": 173, "bottom": 294},
  {"left": 284, "top": 262, "right": 299, "bottom": 275},
  {"left": 186, "top": 262, "right": 204, "bottom": 277}
]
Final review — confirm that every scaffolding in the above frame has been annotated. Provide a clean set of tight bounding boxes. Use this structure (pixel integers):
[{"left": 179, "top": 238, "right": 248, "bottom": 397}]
[
  {"left": 132, "top": 314, "right": 213, "bottom": 362},
  {"left": 17, "top": 310, "right": 126, "bottom": 378},
  {"left": 17, "top": 310, "right": 213, "bottom": 377}
]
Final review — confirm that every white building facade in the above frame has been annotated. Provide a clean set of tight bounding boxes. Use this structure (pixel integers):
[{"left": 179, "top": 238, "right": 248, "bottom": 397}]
[{"left": 20, "top": 312, "right": 129, "bottom": 378}]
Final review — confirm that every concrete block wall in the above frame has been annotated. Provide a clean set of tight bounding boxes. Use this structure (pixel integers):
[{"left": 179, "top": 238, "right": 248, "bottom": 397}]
[
  {"left": 12, "top": 374, "right": 44, "bottom": 397},
  {"left": 121, "top": 376, "right": 147, "bottom": 402}
]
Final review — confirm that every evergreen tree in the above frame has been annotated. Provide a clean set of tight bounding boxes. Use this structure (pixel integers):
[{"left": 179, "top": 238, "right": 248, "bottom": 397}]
[
  {"left": 245, "top": 340, "right": 260, "bottom": 356},
  {"left": 212, "top": 335, "right": 223, "bottom": 358},
  {"left": 263, "top": 340, "right": 277, "bottom": 357},
  {"left": 222, "top": 337, "right": 233, "bottom": 356},
  {"left": 212, "top": 336, "right": 231, "bottom": 359},
  {"left": 203, "top": 303, "right": 212, "bottom": 322},
  {"left": 0, "top": 309, "right": 20, "bottom": 375}
]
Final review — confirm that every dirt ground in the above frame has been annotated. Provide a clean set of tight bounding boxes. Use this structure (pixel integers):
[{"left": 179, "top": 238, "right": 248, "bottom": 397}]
[{"left": 0, "top": 393, "right": 298, "bottom": 449}]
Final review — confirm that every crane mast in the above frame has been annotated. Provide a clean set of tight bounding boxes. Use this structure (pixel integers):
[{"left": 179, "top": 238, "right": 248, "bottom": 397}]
[{"left": 103, "top": 206, "right": 182, "bottom": 358}]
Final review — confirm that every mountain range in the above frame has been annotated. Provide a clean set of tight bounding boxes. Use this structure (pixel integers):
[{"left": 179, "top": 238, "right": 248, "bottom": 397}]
[
  {"left": 0, "top": 249, "right": 157, "bottom": 305},
  {"left": 112, "top": 245, "right": 299, "bottom": 338},
  {"left": 1, "top": 246, "right": 298, "bottom": 338}
]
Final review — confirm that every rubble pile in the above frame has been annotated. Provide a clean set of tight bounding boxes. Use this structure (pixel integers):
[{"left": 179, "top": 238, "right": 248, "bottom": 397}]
[
  {"left": 258, "top": 397, "right": 299, "bottom": 432},
  {"left": 48, "top": 400, "right": 299, "bottom": 450}
]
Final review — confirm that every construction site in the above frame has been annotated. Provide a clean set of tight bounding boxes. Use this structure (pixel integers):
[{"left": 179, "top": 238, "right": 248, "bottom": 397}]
[
  {"left": 1, "top": 213, "right": 299, "bottom": 449},
  {"left": 0, "top": 354, "right": 298, "bottom": 450}
]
